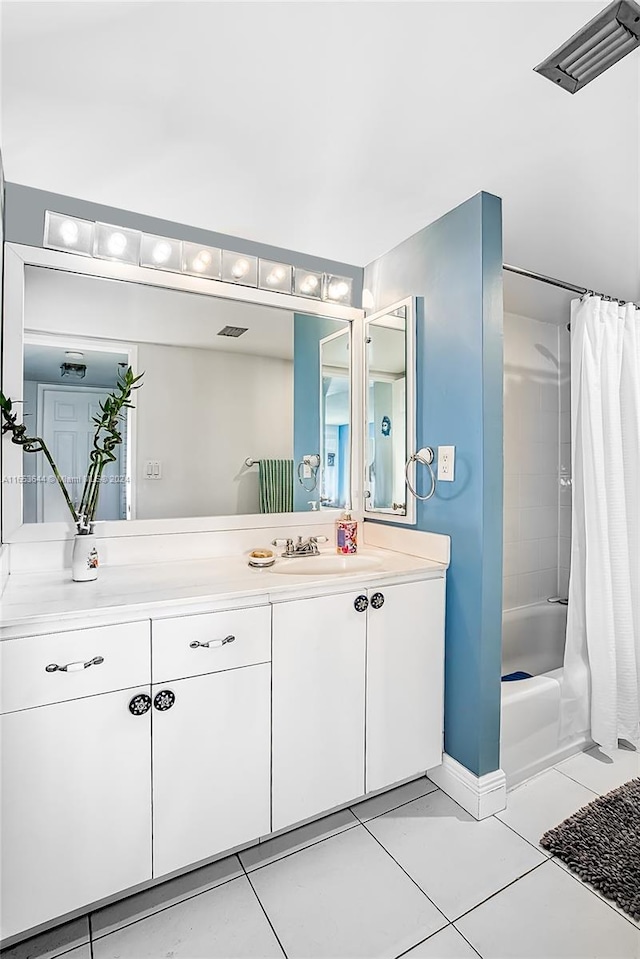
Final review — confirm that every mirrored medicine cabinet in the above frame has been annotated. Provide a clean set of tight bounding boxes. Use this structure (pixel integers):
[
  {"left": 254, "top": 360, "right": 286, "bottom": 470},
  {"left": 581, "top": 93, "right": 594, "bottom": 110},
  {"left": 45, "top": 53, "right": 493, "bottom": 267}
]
[{"left": 363, "top": 297, "right": 417, "bottom": 526}]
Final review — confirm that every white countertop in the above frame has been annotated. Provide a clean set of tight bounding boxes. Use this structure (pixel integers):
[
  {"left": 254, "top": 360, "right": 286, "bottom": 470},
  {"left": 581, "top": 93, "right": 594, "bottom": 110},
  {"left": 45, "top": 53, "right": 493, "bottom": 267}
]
[{"left": 0, "top": 547, "right": 447, "bottom": 636}]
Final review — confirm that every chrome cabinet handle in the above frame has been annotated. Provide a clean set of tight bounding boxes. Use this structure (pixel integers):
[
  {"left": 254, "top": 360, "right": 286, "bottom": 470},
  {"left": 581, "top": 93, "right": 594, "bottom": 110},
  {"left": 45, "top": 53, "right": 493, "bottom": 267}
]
[
  {"left": 354, "top": 595, "right": 369, "bottom": 613},
  {"left": 189, "top": 635, "right": 235, "bottom": 649},
  {"left": 45, "top": 656, "right": 104, "bottom": 673}
]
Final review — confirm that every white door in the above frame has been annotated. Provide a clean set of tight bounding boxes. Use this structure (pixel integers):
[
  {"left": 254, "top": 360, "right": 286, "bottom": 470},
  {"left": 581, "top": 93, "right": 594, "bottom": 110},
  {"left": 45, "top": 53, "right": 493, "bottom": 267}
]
[
  {"left": 152, "top": 664, "right": 271, "bottom": 878},
  {"left": 272, "top": 592, "right": 367, "bottom": 832},
  {"left": 366, "top": 579, "right": 446, "bottom": 793},
  {"left": 38, "top": 387, "right": 124, "bottom": 522},
  {"left": 0, "top": 687, "right": 152, "bottom": 940}
]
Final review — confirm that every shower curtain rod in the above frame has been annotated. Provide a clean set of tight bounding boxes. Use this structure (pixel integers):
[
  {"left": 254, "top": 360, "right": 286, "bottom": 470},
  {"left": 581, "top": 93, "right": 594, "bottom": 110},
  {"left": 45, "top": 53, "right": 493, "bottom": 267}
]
[{"left": 503, "top": 263, "right": 637, "bottom": 307}]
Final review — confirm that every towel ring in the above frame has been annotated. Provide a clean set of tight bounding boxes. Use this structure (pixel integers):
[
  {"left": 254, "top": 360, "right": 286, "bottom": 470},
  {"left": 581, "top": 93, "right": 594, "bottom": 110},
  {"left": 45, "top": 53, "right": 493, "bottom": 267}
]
[
  {"left": 297, "top": 460, "right": 319, "bottom": 492},
  {"left": 405, "top": 448, "right": 436, "bottom": 502}
]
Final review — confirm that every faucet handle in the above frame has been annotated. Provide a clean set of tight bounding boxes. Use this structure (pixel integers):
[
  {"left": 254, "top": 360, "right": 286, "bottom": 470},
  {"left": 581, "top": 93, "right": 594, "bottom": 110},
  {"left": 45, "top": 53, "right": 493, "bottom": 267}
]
[
  {"left": 310, "top": 535, "right": 328, "bottom": 544},
  {"left": 272, "top": 538, "right": 293, "bottom": 547}
]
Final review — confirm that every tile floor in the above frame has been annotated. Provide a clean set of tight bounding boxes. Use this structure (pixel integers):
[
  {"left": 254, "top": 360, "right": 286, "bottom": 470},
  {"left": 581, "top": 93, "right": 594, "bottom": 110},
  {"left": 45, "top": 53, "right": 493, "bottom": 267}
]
[{"left": 3, "top": 745, "right": 639, "bottom": 959}]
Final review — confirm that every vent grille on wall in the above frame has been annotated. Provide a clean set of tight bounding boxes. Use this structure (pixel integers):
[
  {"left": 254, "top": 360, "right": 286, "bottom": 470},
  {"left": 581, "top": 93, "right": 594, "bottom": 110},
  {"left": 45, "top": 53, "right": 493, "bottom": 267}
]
[
  {"left": 534, "top": 0, "right": 640, "bottom": 93},
  {"left": 217, "top": 326, "right": 248, "bottom": 337}
]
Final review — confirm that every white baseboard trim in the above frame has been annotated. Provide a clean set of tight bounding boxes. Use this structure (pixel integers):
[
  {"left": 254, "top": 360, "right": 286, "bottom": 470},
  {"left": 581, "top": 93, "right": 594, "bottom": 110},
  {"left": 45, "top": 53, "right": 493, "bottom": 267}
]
[{"left": 428, "top": 753, "right": 507, "bottom": 820}]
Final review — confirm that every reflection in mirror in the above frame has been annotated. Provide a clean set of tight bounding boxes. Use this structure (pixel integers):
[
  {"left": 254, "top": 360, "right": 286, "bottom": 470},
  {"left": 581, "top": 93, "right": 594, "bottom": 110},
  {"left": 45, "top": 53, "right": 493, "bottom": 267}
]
[
  {"left": 23, "top": 340, "right": 131, "bottom": 523},
  {"left": 319, "top": 329, "right": 350, "bottom": 509},
  {"left": 365, "top": 306, "right": 407, "bottom": 514},
  {"left": 19, "top": 266, "right": 351, "bottom": 523}
]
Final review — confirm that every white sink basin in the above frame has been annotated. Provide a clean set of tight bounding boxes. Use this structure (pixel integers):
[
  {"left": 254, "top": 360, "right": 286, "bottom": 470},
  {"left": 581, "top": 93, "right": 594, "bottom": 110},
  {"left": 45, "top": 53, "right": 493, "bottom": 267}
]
[{"left": 272, "top": 554, "right": 383, "bottom": 576}]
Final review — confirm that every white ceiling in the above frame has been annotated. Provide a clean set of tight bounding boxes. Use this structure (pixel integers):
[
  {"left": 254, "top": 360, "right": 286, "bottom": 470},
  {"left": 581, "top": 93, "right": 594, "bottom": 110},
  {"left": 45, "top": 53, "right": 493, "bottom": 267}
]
[
  {"left": 1, "top": 1, "right": 639, "bottom": 322},
  {"left": 24, "top": 343, "right": 129, "bottom": 388}
]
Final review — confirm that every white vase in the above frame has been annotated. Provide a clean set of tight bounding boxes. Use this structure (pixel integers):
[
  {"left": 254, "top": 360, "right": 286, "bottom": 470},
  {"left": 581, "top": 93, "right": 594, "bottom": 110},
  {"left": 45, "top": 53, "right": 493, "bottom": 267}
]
[{"left": 71, "top": 529, "right": 99, "bottom": 582}]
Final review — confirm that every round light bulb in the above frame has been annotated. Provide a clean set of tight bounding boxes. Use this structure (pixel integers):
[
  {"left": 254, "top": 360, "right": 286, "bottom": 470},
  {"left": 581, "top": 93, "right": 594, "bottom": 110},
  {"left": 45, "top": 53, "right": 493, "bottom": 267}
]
[
  {"left": 301, "top": 274, "right": 319, "bottom": 294},
  {"left": 192, "top": 250, "right": 213, "bottom": 273},
  {"left": 152, "top": 241, "right": 172, "bottom": 264},
  {"left": 231, "top": 258, "right": 250, "bottom": 279},
  {"left": 107, "top": 231, "right": 128, "bottom": 256},
  {"left": 267, "top": 266, "right": 286, "bottom": 286},
  {"left": 59, "top": 220, "right": 79, "bottom": 245},
  {"left": 329, "top": 280, "right": 349, "bottom": 300}
]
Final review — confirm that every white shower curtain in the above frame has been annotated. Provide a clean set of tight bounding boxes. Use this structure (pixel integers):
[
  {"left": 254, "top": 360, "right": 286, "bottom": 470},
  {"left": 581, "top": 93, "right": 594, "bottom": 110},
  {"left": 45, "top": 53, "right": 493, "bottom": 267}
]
[{"left": 561, "top": 296, "right": 640, "bottom": 749}]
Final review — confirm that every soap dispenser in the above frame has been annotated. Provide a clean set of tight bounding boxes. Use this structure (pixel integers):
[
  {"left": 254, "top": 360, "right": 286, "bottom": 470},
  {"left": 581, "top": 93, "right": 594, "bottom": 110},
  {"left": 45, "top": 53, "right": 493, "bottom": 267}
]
[{"left": 336, "top": 510, "right": 358, "bottom": 555}]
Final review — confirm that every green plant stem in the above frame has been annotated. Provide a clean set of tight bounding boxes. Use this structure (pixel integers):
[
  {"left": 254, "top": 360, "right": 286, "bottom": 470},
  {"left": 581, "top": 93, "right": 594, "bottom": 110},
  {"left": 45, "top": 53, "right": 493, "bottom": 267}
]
[{"left": 1, "top": 367, "right": 142, "bottom": 532}]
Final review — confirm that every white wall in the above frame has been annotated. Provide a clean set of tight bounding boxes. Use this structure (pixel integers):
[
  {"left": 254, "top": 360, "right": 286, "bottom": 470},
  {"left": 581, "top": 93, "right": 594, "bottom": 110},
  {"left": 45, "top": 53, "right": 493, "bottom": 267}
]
[
  {"left": 23, "top": 267, "right": 294, "bottom": 519},
  {"left": 135, "top": 344, "right": 292, "bottom": 519},
  {"left": 503, "top": 312, "right": 569, "bottom": 611}
]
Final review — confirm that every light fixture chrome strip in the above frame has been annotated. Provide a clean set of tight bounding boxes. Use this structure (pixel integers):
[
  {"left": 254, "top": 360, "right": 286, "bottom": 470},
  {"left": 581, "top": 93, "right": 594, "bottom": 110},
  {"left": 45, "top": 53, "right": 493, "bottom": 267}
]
[
  {"left": 42, "top": 212, "right": 354, "bottom": 306},
  {"left": 534, "top": 0, "right": 640, "bottom": 93}
]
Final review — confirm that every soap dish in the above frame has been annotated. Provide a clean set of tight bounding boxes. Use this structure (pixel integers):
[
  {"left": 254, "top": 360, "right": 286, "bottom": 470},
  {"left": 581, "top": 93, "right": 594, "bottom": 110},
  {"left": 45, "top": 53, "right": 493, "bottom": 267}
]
[{"left": 248, "top": 549, "right": 275, "bottom": 569}]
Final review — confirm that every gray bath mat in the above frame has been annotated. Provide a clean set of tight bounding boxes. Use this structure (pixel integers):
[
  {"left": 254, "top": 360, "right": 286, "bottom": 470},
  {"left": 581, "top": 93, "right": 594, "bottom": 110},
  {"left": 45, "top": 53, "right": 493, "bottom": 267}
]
[{"left": 540, "top": 777, "right": 640, "bottom": 922}]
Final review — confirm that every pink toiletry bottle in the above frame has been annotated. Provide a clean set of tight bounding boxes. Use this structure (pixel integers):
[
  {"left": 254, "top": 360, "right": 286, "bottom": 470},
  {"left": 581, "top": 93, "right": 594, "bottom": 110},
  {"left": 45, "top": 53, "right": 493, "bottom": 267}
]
[{"left": 336, "top": 511, "right": 358, "bottom": 555}]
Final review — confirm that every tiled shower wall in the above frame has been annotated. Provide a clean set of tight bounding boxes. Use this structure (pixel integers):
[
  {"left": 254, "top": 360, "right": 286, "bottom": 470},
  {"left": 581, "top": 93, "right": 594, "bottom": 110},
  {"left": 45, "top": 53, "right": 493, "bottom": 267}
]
[
  {"left": 558, "top": 323, "right": 572, "bottom": 597},
  {"left": 503, "top": 312, "right": 571, "bottom": 610}
]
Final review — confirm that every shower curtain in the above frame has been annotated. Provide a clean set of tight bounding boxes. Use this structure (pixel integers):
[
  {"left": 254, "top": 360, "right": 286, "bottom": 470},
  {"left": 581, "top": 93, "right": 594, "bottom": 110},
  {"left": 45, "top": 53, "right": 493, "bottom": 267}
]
[{"left": 561, "top": 296, "right": 640, "bottom": 749}]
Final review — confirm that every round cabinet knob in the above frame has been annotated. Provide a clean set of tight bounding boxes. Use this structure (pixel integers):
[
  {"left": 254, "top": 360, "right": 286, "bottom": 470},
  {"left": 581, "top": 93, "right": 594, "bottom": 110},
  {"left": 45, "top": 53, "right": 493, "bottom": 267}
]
[
  {"left": 153, "top": 689, "right": 176, "bottom": 711},
  {"left": 371, "top": 592, "right": 385, "bottom": 610},
  {"left": 354, "top": 595, "right": 369, "bottom": 613},
  {"left": 129, "top": 694, "right": 151, "bottom": 716}
]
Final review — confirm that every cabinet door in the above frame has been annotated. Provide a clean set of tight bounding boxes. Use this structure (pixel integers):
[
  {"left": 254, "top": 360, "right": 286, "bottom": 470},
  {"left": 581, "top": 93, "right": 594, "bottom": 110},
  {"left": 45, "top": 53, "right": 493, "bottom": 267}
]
[
  {"left": 0, "top": 687, "right": 152, "bottom": 940},
  {"left": 152, "top": 664, "right": 271, "bottom": 878},
  {"left": 366, "top": 578, "right": 445, "bottom": 793},
  {"left": 272, "top": 592, "right": 367, "bottom": 832}
]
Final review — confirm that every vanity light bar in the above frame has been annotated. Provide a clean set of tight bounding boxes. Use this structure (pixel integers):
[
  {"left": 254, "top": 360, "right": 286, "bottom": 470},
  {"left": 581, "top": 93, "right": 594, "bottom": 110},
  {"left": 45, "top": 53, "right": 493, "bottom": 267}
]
[{"left": 42, "top": 212, "right": 354, "bottom": 305}]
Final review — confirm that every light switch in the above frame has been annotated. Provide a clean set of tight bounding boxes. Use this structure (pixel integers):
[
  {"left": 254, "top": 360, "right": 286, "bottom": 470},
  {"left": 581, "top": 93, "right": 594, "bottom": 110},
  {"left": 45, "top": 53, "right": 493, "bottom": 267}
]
[
  {"left": 144, "top": 460, "right": 162, "bottom": 480},
  {"left": 437, "top": 446, "right": 455, "bottom": 482}
]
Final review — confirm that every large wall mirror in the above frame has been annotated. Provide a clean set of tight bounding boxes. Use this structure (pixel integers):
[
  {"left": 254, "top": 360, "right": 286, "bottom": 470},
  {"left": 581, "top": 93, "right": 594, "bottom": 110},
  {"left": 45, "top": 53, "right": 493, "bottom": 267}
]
[
  {"left": 363, "top": 297, "right": 416, "bottom": 525},
  {"left": 1, "top": 245, "right": 361, "bottom": 541}
]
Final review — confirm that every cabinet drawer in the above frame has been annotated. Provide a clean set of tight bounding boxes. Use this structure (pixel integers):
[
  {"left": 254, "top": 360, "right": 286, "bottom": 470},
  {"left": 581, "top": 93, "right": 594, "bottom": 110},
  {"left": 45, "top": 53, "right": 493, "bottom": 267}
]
[
  {"left": 0, "top": 621, "right": 151, "bottom": 715},
  {"left": 152, "top": 605, "right": 271, "bottom": 683}
]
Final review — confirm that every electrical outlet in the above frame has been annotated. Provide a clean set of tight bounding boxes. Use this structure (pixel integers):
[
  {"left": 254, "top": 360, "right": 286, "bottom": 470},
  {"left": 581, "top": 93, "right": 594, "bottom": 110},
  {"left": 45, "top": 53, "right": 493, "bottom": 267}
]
[{"left": 437, "top": 446, "right": 455, "bottom": 482}]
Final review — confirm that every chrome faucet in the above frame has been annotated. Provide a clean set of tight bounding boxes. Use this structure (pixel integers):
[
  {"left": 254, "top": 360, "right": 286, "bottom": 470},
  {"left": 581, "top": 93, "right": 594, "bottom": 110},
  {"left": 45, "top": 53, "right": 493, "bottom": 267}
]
[{"left": 272, "top": 535, "right": 328, "bottom": 557}]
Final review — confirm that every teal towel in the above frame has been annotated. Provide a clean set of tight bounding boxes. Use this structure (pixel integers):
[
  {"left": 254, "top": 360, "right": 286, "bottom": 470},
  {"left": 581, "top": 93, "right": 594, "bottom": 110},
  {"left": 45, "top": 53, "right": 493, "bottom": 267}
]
[{"left": 258, "top": 459, "right": 293, "bottom": 513}]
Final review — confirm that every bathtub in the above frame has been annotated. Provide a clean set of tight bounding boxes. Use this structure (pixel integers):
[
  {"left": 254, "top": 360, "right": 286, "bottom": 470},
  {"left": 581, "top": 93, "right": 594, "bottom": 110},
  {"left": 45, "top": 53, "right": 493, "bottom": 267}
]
[{"left": 501, "top": 602, "right": 591, "bottom": 787}]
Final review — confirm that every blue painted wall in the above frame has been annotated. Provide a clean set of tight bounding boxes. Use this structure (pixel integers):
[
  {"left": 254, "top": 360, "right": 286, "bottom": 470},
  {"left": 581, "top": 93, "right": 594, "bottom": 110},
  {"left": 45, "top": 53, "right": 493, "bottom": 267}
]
[
  {"left": 363, "top": 192, "right": 504, "bottom": 777},
  {"left": 293, "top": 314, "right": 346, "bottom": 511}
]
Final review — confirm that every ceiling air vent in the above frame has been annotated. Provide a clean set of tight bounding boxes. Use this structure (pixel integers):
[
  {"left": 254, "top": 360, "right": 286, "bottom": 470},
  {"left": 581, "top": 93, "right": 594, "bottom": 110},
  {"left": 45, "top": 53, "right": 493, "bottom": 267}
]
[
  {"left": 217, "top": 326, "right": 248, "bottom": 338},
  {"left": 534, "top": 0, "right": 640, "bottom": 93}
]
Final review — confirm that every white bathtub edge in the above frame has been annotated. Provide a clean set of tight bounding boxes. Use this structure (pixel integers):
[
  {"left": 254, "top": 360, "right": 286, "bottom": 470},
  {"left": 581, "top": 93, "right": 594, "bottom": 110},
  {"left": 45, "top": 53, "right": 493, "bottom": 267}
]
[
  {"left": 506, "top": 735, "right": 593, "bottom": 790},
  {"left": 428, "top": 753, "right": 507, "bottom": 820}
]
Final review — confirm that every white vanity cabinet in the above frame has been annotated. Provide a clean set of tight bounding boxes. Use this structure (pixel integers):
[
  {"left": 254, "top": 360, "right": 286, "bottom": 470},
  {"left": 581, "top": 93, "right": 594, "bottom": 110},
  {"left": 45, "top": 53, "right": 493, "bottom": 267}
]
[
  {"left": 0, "top": 622, "right": 152, "bottom": 941},
  {"left": 0, "top": 561, "right": 446, "bottom": 944},
  {"left": 272, "top": 576, "right": 445, "bottom": 832},
  {"left": 150, "top": 606, "right": 272, "bottom": 877},
  {"left": 271, "top": 591, "right": 368, "bottom": 831},
  {"left": 365, "top": 578, "right": 445, "bottom": 792}
]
